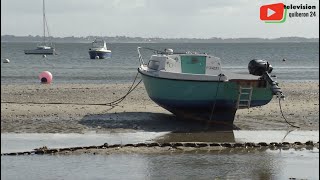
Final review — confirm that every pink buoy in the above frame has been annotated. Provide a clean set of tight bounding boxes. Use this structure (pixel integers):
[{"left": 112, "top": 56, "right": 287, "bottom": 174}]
[{"left": 39, "top": 71, "right": 53, "bottom": 84}]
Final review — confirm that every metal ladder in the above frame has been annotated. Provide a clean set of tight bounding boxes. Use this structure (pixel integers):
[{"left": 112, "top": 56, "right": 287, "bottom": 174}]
[{"left": 237, "top": 86, "right": 253, "bottom": 109}]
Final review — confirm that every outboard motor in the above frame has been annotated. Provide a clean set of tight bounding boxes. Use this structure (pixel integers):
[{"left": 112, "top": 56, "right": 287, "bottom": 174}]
[
  {"left": 248, "top": 59, "right": 284, "bottom": 99},
  {"left": 248, "top": 59, "right": 273, "bottom": 76}
]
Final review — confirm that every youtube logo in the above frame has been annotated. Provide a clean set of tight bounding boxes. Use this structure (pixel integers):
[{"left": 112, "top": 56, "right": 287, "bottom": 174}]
[{"left": 260, "top": 3, "right": 285, "bottom": 22}]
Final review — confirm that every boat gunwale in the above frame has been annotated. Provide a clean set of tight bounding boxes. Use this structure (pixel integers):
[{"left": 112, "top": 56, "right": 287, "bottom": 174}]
[{"left": 138, "top": 67, "right": 262, "bottom": 83}]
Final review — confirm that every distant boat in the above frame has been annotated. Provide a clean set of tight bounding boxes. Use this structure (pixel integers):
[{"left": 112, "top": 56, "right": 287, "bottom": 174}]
[
  {"left": 88, "top": 39, "right": 112, "bottom": 59},
  {"left": 137, "top": 47, "right": 285, "bottom": 124},
  {"left": 24, "top": 0, "right": 55, "bottom": 55}
]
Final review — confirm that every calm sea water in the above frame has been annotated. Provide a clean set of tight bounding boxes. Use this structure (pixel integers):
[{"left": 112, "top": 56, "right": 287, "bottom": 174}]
[
  {"left": 1, "top": 150, "right": 319, "bottom": 180},
  {"left": 1, "top": 42, "right": 319, "bottom": 84},
  {"left": 1, "top": 131, "right": 319, "bottom": 180}
]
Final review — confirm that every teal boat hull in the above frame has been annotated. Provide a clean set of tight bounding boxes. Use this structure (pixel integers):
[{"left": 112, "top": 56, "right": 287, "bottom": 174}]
[{"left": 139, "top": 71, "right": 273, "bottom": 124}]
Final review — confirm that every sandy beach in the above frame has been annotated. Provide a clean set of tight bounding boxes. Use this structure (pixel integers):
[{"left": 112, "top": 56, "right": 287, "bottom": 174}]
[
  {"left": 1, "top": 81, "right": 319, "bottom": 133},
  {"left": 1, "top": 82, "right": 319, "bottom": 180}
]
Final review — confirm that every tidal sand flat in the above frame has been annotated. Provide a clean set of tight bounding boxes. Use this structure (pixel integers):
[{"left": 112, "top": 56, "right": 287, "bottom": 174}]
[
  {"left": 1, "top": 82, "right": 319, "bottom": 133},
  {"left": 1, "top": 70, "right": 319, "bottom": 180}
]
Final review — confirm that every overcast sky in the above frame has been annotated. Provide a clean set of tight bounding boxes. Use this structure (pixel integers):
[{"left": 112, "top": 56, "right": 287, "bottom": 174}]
[{"left": 1, "top": 0, "right": 319, "bottom": 38}]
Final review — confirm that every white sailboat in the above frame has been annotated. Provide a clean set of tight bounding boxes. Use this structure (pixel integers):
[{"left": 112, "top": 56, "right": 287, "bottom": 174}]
[{"left": 24, "top": 0, "right": 55, "bottom": 55}]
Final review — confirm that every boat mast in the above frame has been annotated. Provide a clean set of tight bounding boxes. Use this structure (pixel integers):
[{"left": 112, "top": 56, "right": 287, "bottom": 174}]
[{"left": 43, "top": 0, "right": 46, "bottom": 44}]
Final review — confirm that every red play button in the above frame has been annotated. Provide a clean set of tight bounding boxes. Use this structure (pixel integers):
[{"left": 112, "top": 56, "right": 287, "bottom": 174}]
[{"left": 260, "top": 3, "right": 285, "bottom": 21}]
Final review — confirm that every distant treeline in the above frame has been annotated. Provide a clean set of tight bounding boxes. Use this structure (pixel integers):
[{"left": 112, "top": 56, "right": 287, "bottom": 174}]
[{"left": 1, "top": 35, "right": 318, "bottom": 43}]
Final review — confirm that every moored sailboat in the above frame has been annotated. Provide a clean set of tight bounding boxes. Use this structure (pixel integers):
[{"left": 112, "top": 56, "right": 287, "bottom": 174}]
[{"left": 24, "top": 0, "right": 55, "bottom": 55}]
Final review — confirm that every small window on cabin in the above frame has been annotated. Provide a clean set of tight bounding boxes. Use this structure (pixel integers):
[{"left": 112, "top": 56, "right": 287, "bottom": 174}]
[{"left": 148, "top": 60, "right": 160, "bottom": 70}]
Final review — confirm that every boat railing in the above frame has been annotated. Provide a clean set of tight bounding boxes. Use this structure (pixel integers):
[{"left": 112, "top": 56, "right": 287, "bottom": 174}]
[
  {"left": 137, "top": 47, "right": 146, "bottom": 65},
  {"left": 137, "top": 47, "right": 181, "bottom": 66}
]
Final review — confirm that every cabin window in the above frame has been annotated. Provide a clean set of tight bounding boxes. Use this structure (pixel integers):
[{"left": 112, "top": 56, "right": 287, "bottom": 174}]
[
  {"left": 148, "top": 60, "right": 160, "bottom": 70},
  {"left": 181, "top": 56, "right": 206, "bottom": 74}
]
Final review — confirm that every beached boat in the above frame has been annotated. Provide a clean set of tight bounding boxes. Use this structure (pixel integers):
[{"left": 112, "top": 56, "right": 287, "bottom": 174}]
[
  {"left": 88, "top": 39, "right": 112, "bottom": 59},
  {"left": 137, "top": 47, "right": 285, "bottom": 124},
  {"left": 24, "top": 0, "right": 55, "bottom": 55}
]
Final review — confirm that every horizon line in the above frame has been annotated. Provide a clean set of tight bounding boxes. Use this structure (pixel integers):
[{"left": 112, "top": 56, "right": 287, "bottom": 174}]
[{"left": 1, "top": 34, "right": 319, "bottom": 39}]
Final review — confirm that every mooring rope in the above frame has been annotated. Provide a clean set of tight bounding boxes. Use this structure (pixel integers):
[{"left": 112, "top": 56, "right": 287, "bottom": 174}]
[
  {"left": 209, "top": 74, "right": 222, "bottom": 122},
  {"left": 2, "top": 72, "right": 142, "bottom": 106},
  {"left": 278, "top": 97, "right": 300, "bottom": 128}
]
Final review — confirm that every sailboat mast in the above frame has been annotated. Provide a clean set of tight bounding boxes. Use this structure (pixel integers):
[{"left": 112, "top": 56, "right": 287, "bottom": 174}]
[{"left": 43, "top": 0, "right": 46, "bottom": 44}]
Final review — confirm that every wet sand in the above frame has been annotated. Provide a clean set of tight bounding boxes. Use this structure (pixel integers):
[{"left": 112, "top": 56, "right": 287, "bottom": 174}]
[{"left": 1, "top": 82, "right": 319, "bottom": 133}]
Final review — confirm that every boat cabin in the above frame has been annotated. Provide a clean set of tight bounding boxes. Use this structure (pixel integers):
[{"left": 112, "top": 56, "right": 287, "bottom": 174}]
[
  {"left": 91, "top": 39, "right": 107, "bottom": 49},
  {"left": 147, "top": 53, "right": 222, "bottom": 77}
]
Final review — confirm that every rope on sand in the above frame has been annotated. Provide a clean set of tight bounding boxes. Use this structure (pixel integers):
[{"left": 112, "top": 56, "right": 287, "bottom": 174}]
[
  {"left": 2, "top": 72, "right": 142, "bottom": 107},
  {"left": 2, "top": 141, "right": 318, "bottom": 156},
  {"left": 278, "top": 97, "right": 300, "bottom": 128}
]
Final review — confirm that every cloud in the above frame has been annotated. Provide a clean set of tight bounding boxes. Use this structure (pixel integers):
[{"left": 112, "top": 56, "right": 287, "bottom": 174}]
[{"left": 1, "top": 0, "right": 319, "bottom": 38}]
